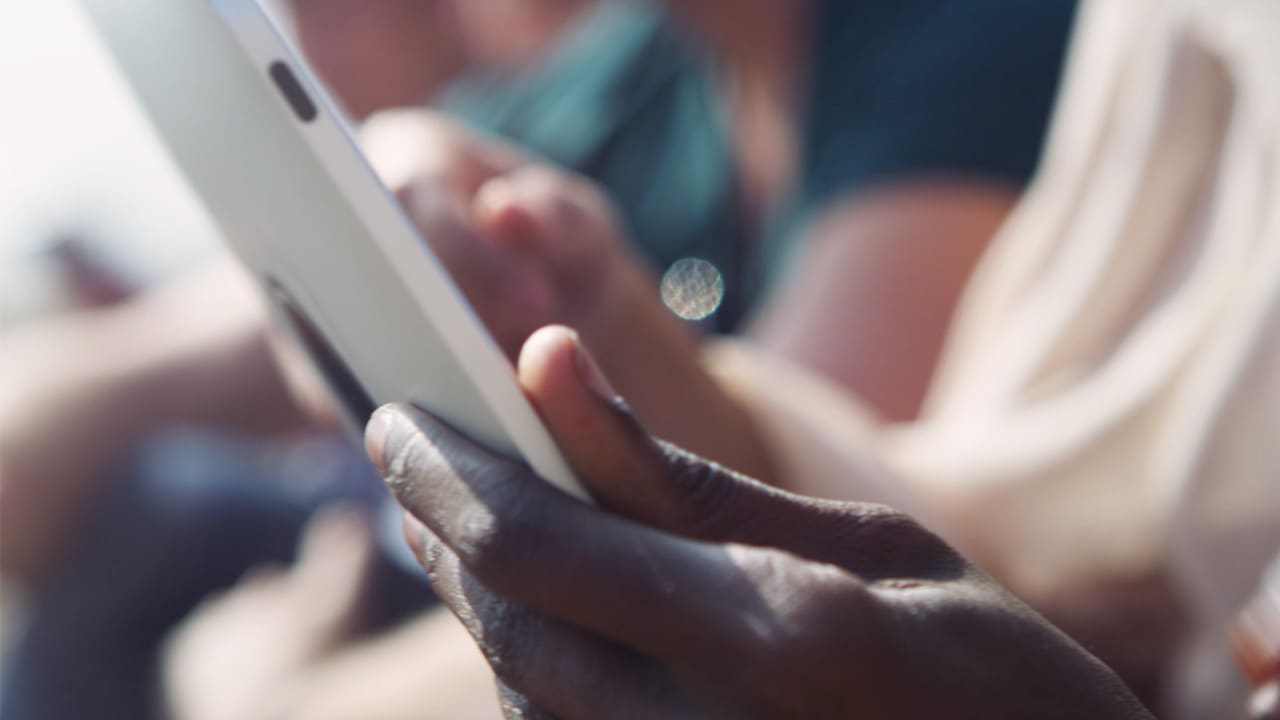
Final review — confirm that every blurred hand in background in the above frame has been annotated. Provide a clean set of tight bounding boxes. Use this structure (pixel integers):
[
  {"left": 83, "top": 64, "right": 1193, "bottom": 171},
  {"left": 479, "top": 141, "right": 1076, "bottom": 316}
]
[{"left": 1235, "top": 569, "right": 1280, "bottom": 720}]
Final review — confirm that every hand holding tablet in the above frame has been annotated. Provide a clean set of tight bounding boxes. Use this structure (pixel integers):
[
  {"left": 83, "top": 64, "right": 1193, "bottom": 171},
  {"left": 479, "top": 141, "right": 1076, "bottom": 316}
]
[{"left": 80, "top": 0, "right": 601, "bottom": 499}]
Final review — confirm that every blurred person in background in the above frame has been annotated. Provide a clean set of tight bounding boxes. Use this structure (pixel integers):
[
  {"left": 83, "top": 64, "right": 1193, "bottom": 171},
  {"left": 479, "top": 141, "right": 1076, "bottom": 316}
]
[
  {"left": 294, "top": 0, "right": 754, "bottom": 331},
  {"left": 0, "top": 259, "right": 442, "bottom": 718}
]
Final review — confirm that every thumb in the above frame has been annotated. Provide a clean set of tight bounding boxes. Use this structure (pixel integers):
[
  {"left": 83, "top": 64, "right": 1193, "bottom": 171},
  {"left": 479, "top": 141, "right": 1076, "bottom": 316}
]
[
  {"left": 517, "top": 325, "right": 801, "bottom": 542},
  {"left": 517, "top": 326, "right": 962, "bottom": 579}
]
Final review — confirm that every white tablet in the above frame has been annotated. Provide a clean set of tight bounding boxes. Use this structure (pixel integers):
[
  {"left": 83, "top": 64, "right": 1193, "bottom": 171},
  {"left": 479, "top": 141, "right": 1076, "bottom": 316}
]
[{"left": 78, "top": 0, "right": 589, "bottom": 501}]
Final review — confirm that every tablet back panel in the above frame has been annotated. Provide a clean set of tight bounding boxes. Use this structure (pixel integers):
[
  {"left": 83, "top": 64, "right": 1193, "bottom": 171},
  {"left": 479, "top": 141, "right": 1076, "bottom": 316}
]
[{"left": 78, "top": 0, "right": 585, "bottom": 499}]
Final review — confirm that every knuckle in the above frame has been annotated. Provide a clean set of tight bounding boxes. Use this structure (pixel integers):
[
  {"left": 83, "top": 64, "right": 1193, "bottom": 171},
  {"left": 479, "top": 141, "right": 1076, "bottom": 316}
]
[
  {"left": 543, "top": 184, "right": 588, "bottom": 227},
  {"left": 729, "top": 547, "right": 873, "bottom": 665},
  {"left": 452, "top": 472, "right": 545, "bottom": 582},
  {"left": 660, "top": 442, "right": 748, "bottom": 540},
  {"left": 853, "top": 503, "right": 950, "bottom": 548},
  {"left": 512, "top": 166, "right": 568, "bottom": 199},
  {"left": 452, "top": 510, "right": 511, "bottom": 580},
  {"left": 858, "top": 504, "right": 928, "bottom": 539},
  {"left": 563, "top": 177, "right": 620, "bottom": 232},
  {"left": 832, "top": 503, "right": 966, "bottom": 578},
  {"left": 546, "top": 193, "right": 583, "bottom": 228},
  {"left": 474, "top": 602, "right": 543, "bottom": 690},
  {"left": 725, "top": 548, "right": 805, "bottom": 646},
  {"left": 417, "top": 529, "right": 452, "bottom": 582},
  {"left": 518, "top": 167, "right": 607, "bottom": 225}
]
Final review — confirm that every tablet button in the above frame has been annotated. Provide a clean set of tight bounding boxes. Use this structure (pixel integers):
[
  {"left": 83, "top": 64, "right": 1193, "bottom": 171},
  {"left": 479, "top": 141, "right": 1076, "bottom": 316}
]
[{"left": 269, "top": 61, "right": 318, "bottom": 123}]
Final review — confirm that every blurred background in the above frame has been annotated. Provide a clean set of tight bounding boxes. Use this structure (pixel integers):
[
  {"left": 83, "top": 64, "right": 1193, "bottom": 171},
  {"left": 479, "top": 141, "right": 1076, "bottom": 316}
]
[
  {"left": 0, "top": 0, "right": 223, "bottom": 322},
  {"left": 0, "top": 0, "right": 218, "bottom": 685}
]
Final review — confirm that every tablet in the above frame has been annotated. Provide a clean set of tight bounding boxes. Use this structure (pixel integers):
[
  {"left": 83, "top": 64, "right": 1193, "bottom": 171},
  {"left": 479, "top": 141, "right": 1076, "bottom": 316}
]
[{"left": 78, "top": 0, "right": 589, "bottom": 501}]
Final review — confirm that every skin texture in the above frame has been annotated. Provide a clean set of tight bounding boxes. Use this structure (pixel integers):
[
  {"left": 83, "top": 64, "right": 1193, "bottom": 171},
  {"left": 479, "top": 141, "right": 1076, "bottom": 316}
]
[{"left": 365, "top": 326, "right": 1154, "bottom": 720}]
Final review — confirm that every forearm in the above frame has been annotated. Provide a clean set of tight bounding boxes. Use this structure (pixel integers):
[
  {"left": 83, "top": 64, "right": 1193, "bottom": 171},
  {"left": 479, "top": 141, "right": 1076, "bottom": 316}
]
[
  {"left": 0, "top": 265, "right": 303, "bottom": 579},
  {"left": 750, "top": 182, "right": 1018, "bottom": 422},
  {"left": 0, "top": 310, "right": 161, "bottom": 579},
  {"left": 119, "top": 291, "right": 301, "bottom": 434}
]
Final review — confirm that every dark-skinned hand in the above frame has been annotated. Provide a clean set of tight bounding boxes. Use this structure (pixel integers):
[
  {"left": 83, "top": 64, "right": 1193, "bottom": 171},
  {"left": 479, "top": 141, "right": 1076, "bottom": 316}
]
[{"left": 364, "top": 326, "right": 1152, "bottom": 720}]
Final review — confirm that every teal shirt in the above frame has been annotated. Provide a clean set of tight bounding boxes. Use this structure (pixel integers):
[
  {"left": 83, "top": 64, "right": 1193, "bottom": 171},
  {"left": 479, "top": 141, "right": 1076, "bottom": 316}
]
[
  {"left": 439, "top": 1, "right": 751, "bottom": 330},
  {"left": 788, "top": 0, "right": 1077, "bottom": 246},
  {"left": 441, "top": 0, "right": 1077, "bottom": 327}
]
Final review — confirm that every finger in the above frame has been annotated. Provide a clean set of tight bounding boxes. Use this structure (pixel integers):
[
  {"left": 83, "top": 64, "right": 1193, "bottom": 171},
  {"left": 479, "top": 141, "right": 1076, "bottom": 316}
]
[
  {"left": 361, "top": 109, "right": 528, "bottom": 198},
  {"left": 515, "top": 324, "right": 743, "bottom": 534},
  {"left": 412, "top": 519, "right": 693, "bottom": 720},
  {"left": 367, "top": 402, "right": 842, "bottom": 663},
  {"left": 473, "top": 168, "right": 592, "bottom": 248},
  {"left": 204, "top": 564, "right": 291, "bottom": 617},
  {"left": 515, "top": 327, "right": 961, "bottom": 578},
  {"left": 1252, "top": 682, "right": 1279, "bottom": 720},
  {"left": 288, "top": 505, "right": 377, "bottom": 649},
  {"left": 237, "top": 563, "right": 291, "bottom": 588},
  {"left": 170, "top": 564, "right": 288, "bottom": 649},
  {"left": 472, "top": 175, "right": 542, "bottom": 249},
  {"left": 471, "top": 168, "right": 620, "bottom": 290},
  {"left": 387, "top": 171, "right": 555, "bottom": 360}
]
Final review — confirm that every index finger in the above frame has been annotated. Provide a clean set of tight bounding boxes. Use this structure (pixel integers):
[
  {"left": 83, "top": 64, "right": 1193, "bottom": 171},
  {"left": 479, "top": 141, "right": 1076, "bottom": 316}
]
[
  {"left": 366, "top": 403, "right": 860, "bottom": 664},
  {"left": 361, "top": 109, "right": 530, "bottom": 198}
]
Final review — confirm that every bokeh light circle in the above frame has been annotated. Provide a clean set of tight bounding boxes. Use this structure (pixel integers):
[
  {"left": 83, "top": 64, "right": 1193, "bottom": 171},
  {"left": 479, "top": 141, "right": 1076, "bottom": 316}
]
[{"left": 660, "top": 258, "right": 724, "bottom": 321}]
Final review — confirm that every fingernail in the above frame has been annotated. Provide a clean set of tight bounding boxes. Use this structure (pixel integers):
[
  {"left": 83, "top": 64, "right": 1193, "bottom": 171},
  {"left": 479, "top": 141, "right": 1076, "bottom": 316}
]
[
  {"left": 572, "top": 334, "right": 619, "bottom": 402},
  {"left": 474, "top": 177, "right": 531, "bottom": 235},
  {"left": 364, "top": 406, "right": 401, "bottom": 477}
]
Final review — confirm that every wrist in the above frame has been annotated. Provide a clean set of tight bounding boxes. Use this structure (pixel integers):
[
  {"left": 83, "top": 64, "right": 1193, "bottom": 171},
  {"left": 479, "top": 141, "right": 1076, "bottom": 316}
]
[{"left": 113, "top": 286, "right": 303, "bottom": 434}]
